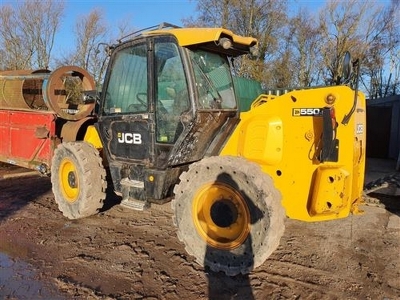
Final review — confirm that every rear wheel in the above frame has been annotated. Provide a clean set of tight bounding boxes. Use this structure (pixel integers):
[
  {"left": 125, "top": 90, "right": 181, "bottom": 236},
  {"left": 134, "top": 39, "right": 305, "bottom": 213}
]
[
  {"left": 172, "top": 156, "right": 285, "bottom": 276},
  {"left": 51, "top": 142, "right": 107, "bottom": 219}
]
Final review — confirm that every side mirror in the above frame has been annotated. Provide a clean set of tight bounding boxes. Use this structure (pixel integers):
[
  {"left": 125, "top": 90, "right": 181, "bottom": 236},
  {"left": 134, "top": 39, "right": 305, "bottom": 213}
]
[
  {"left": 82, "top": 90, "right": 99, "bottom": 104},
  {"left": 342, "top": 51, "right": 352, "bottom": 82},
  {"left": 82, "top": 90, "right": 100, "bottom": 115}
]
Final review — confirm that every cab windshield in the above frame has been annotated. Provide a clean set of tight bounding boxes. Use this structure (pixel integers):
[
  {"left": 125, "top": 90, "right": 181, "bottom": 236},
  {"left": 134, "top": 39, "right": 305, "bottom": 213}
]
[{"left": 188, "top": 49, "right": 236, "bottom": 109}]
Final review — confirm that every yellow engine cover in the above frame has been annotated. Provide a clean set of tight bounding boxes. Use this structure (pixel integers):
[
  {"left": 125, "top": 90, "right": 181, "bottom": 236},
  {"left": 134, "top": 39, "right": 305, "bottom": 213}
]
[{"left": 221, "top": 86, "right": 366, "bottom": 222}]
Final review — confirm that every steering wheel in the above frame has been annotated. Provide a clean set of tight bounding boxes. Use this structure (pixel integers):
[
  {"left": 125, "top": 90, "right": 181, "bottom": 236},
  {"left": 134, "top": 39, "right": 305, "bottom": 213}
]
[
  {"left": 136, "top": 92, "right": 147, "bottom": 105},
  {"left": 157, "top": 101, "right": 169, "bottom": 115}
]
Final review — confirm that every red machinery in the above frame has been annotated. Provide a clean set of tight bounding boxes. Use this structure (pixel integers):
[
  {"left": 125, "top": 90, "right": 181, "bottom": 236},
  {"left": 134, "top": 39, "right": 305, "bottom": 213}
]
[{"left": 0, "top": 66, "right": 96, "bottom": 173}]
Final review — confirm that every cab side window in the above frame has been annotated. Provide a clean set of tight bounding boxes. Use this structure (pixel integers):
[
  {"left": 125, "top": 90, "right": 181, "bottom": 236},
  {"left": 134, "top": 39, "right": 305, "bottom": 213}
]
[{"left": 104, "top": 44, "right": 148, "bottom": 114}]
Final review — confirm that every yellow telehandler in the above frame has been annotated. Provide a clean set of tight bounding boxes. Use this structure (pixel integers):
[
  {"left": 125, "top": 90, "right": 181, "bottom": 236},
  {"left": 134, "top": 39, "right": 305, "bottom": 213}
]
[{"left": 0, "top": 23, "right": 366, "bottom": 276}]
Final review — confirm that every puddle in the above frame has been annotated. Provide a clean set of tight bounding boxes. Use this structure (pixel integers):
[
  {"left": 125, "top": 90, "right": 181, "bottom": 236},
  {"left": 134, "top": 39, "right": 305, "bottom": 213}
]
[{"left": 0, "top": 252, "right": 65, "bottom": 299}]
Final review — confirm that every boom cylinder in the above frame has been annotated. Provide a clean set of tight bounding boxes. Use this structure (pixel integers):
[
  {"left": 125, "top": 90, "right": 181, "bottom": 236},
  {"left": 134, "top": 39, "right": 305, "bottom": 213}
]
[{"left": 0, "top": 66, "right": 96, "bottom": 121}]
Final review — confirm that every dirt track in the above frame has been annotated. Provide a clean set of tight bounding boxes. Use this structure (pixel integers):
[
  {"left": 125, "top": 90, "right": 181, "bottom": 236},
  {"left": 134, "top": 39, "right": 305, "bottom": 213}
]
[{"left": 0, "top": 162, "right": 399, "bottom": 299}]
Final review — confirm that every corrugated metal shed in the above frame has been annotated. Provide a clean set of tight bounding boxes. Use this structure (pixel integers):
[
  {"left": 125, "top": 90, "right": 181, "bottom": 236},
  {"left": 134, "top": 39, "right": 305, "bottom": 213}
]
[{"left": 367, "top": 95, "right": 400, "bottom": 160}]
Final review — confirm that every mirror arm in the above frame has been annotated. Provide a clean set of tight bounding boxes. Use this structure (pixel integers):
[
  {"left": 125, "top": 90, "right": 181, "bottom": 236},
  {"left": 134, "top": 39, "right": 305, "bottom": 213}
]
[{"left": 341, "top": 59, "right": 360, "bottom": 125}]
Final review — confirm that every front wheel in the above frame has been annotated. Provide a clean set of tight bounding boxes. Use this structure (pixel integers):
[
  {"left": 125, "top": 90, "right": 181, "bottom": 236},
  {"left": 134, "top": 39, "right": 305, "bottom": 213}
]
[
  {"left": 51, "top": 142, "right": 107, "bottom": 219},
  {"left": 172, "top": 156, "right": 285, "bottom": 276}
]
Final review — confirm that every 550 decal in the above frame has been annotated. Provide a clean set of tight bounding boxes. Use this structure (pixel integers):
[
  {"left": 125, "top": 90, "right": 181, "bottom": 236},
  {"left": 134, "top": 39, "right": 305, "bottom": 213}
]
[{"left": 292, "top": 108, "right": 323, "bottom": 117}]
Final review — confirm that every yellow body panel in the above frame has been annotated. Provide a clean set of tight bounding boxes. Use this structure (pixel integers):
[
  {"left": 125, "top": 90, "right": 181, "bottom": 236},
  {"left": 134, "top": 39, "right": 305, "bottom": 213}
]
[
  {"left": 84, "top": 125, "right": 103, "bottom": 149},
  {"left": 237, "top": 115, "right": 283, "bottom": 165},
  {"left": 145, "top": 28, "right": 257, "bottom": 48},
  {"left": 221, "top": 86, "right": 366, "bottom": 222}
]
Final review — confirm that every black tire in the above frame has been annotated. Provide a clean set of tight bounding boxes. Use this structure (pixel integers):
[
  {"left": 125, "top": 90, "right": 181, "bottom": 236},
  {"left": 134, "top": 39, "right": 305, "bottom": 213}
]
[
  {"left": 172, "top": 156, "right": 285, "bottom": 276},
  {"left": 51, "top": 142, "right": 107, "bottom": 219}
]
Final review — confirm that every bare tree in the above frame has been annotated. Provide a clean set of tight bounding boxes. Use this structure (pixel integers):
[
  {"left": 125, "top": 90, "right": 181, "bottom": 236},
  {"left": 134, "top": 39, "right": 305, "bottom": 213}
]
[
  {"left": 317, "top": 0, "right": 370, "bottom": 85},
  {"left": 286, "top": 8, "right": 324, "bottom": 87},
  {"left": 21, "top": 0, "right": 64, "bottom": 69},
  {"left": 57, "top": 9, "right": 137, "bottom": 87},
  {"left": 0, "top": 5, "right": 32, "bottom": 70},
  {"left": 184, "top": 0, "right": 288, "bottom": 88},
  {"left": 183, "top": 0, "right": 232, "bottom": 27},
  {"left": 0, "top": 0, "right": 64, "bottom": 70},
  {"left": 361, "top": 0, "right": 400, "bottom": 97},
  {"left": 57, "top": 9, "right": 109, "bottom": 86},
  {"left": 114, "top": 15, "right": 136, "bottom": 42},
  {"left": 316, "top": 0, "right": 399, "bottom": 97},
  {"left": 75, "top": 9, "right": 107, "bottom": 82},
  {"left": 386, "top": 0, "right": 400, "bottom": 95}
]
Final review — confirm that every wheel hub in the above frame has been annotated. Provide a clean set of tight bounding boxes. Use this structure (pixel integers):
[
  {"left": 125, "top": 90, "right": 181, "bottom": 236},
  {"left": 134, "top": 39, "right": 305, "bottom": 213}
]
[
  {"left": 210, "top": 199, "right": 238, "bottom": 228},
  {"left": 59, "top": 158, "right": 79, "bottom": 203},
  {"left": 68, "top": 171, "right": 77, "bottom": 188},
  {"left": 192, "top": 182, "right": 250, "bottom": 250}
]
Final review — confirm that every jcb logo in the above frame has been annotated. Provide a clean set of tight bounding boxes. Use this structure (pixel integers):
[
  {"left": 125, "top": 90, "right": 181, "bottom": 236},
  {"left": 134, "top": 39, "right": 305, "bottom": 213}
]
[
  {"left": 356, "top": 124, "right": 364, "bottom": 134},
  {"left": 118, "top": 132, "right": 142, "bottom": 144}
]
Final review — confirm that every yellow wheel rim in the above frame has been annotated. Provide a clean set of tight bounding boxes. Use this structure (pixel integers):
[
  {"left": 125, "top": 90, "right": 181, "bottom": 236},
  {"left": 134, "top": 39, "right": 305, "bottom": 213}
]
[
  {"left": 192, "top": 182, "right": 250, "bottom": 250},
  {"left": 59, "top": 158, "right": 79, "bottom": 203}
]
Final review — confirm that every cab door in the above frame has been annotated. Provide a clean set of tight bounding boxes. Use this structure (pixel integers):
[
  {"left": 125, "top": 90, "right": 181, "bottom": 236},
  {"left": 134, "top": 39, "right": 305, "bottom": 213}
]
[{"left": 97, "top": 40, "right": 154, "bottom": 164}]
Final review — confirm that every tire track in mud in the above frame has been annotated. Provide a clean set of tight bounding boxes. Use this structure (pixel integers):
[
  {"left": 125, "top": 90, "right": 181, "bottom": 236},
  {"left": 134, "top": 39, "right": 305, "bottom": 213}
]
[
  {"left": 33, "top": 203, "right": 204, "bottom": 299},
  {"left": 1, "top": 166, "right": 399, "bottom": 299},
  {"left": 0, "top": 174, "right": 187, "bottom": 299},
  {"left": 251, "top": 258, "right": 362, "bottom": 299},
  {"left": 100, "top": 208, "right": 204, "bottom": 299},
  {"left": 98, "top": 206, "right": 359, "bottom": 299},
  {"left": 0, "top": 174, "right": 53, "bottom": 220},
  {"left": 251, "top": 215, "right": 400, "bottom": 300}
]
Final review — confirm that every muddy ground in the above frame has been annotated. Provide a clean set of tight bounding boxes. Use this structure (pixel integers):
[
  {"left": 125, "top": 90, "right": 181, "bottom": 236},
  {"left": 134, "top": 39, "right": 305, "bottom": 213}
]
[{"left": 0, "top": 161, "right": 399, "bottom": 300}]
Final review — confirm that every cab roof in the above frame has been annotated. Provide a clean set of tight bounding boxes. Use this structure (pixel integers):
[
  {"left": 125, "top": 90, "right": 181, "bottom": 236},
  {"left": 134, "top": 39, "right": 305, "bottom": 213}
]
[{"left": 119, "top": 23, "right": 258, "bottom": 57}]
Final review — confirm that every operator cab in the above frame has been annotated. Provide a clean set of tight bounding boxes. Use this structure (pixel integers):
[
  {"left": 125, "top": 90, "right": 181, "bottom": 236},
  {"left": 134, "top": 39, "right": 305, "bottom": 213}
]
[{"left": 96, "top": 25, "right": 257, "bottom": 208}]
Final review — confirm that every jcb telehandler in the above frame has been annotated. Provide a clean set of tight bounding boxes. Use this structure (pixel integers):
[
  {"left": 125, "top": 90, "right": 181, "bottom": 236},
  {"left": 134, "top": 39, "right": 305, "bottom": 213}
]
[{"left": 0, "top": 23, "right": 366, "bottom": 276}]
